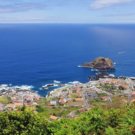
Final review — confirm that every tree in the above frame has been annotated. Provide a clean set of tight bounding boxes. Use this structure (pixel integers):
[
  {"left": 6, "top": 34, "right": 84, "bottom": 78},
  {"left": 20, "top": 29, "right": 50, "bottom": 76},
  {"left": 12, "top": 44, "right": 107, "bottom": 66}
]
[{"left": 0, "top": 109, "right": 50, "bottom": 135}]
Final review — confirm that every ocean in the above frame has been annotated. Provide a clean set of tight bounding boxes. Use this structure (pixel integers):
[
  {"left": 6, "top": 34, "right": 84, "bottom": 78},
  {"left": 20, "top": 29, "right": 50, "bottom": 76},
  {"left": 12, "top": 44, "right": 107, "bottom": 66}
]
[{"left": 0, "top": 24, "right": 135, "bottom": 95}]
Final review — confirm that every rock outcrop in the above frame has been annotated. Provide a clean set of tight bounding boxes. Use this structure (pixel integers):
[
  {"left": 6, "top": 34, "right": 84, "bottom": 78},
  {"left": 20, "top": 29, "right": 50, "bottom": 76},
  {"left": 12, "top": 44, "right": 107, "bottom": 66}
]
[{"left": 81, "top": 57, "right": 115, "bottom": 71}]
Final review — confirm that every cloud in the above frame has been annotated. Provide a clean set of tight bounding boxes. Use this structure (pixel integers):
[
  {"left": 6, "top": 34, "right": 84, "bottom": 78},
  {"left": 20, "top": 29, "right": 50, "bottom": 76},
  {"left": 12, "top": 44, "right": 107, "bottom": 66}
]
[
  {"left": 0, "top": 1, "right": 46, "bottom": 13},
  {"left": 90, "top": 0, "right": 133, "bottom": 9}
]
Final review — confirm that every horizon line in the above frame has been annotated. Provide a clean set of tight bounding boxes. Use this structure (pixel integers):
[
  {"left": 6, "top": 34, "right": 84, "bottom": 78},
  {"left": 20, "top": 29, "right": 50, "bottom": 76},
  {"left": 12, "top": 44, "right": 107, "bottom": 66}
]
[{"left": 0, "top": 22, "right": 135, "bottom": 25}]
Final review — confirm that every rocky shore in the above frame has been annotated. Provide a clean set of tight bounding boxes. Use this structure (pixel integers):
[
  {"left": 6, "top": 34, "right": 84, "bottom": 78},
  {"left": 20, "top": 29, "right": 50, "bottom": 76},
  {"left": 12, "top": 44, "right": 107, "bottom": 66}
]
[
  {"left": 46, "top": 76, "right": 135, "bottom": 118},
  {"left": 0, "top": 76, "right": 135, "bottom": 119},
  {"left": 0, "top": 85, "right": 40, "bottom": 111}
]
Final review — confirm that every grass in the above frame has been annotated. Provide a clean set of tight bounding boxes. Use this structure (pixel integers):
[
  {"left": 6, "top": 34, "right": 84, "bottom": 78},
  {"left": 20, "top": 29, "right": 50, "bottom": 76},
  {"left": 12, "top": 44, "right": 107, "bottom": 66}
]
[
  {"left": 36, "top": 98, "right": 80, "bottom": 118},
  {"left": 0, "top": 96, "right": 11, "bottom": 104}
]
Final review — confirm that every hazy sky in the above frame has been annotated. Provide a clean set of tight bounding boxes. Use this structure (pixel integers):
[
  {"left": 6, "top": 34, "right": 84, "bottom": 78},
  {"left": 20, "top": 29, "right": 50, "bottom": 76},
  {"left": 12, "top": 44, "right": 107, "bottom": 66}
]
[{"left": 0, "top": 0, "right": 135, "bottom": 23}]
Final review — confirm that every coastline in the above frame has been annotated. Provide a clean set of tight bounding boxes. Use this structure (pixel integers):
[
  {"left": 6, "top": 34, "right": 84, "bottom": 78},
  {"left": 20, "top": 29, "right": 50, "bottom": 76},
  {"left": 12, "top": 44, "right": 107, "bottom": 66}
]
[
  {"left": 0, "top": 75, "right": 134, "bottom": 112},
  {"left": 44, "top": 76, "right": 135, "bottom": 118}
]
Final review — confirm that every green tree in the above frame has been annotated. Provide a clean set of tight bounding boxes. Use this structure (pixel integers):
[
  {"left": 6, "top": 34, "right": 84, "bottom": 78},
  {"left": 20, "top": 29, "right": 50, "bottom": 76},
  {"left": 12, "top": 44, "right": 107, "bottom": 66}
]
[{"left": 0, "top": 110, "right": 50, "bottom": 135}]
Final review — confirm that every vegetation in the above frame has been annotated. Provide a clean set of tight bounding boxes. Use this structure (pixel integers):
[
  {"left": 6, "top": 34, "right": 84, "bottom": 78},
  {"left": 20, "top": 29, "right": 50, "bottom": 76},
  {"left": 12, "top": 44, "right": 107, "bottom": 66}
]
[
  {"left": 99, "top": 83, "right": 117, "bottom": 92},
  {"left": 0, "top": 96, "right": 11, "bottom": 104},
  {"left": 0, "top": 101, "right": 135, "bottom": 135},
  {"left": 36, "top": 98, "right": 80, "bottom": 118},
  {"left": 0, "top": 108, "right": 50, "bottom": 135}
]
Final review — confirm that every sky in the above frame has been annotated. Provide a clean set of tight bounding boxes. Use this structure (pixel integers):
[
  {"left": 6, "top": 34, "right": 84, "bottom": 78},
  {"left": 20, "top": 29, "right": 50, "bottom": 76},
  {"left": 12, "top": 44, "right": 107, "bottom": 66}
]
[{"left": 0, "top": 0, "right": 135, "bottom": 23}]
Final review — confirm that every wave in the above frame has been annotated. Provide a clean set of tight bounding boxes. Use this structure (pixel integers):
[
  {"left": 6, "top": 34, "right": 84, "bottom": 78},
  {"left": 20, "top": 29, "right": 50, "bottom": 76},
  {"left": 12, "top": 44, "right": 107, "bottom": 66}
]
[{"left": 0, "top": 84, "right": 34, "bottom": 91}]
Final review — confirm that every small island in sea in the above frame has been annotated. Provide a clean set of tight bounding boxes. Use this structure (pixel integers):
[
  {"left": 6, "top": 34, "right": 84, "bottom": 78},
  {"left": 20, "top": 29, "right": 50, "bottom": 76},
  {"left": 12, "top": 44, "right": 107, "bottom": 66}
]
[{"left": 81, "top": 57, "right": 115, "bottom": 71}]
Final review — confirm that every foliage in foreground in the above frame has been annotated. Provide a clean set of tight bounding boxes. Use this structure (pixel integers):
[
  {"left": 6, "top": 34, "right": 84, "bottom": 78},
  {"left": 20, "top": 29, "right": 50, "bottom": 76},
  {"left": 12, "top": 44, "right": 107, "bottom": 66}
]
[
  {"left": 0, "top": 109, "right": 50, "bottom": 135},
  {"left": 0, "top": 104, "right": 135, "bottom": 135}
]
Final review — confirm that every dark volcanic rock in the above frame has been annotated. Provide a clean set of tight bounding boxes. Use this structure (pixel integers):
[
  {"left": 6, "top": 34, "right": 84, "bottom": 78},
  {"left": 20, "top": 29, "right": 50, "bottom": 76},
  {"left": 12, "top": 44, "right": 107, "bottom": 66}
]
[{"left": 81, "top": 57, "right": 115, "bottom": 71}]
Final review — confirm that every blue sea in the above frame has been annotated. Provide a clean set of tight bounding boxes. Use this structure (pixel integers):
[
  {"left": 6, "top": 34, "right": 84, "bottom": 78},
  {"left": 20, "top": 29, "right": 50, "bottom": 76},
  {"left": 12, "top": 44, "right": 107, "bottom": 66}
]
[{"left": 0, "top": 24, "right": 135, "bottom": 95}]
